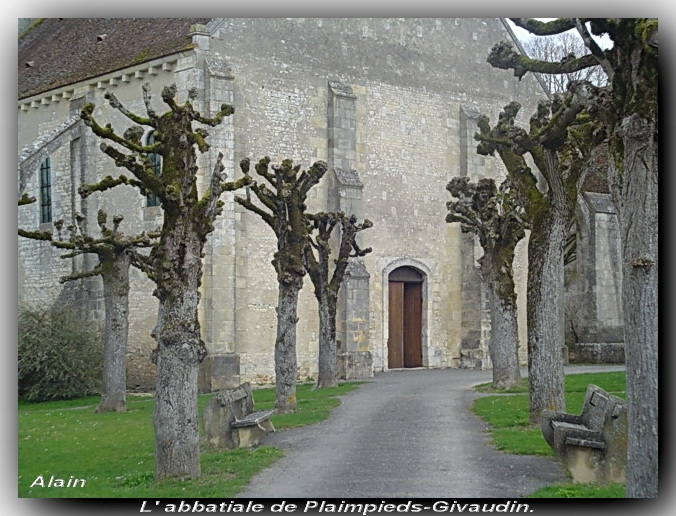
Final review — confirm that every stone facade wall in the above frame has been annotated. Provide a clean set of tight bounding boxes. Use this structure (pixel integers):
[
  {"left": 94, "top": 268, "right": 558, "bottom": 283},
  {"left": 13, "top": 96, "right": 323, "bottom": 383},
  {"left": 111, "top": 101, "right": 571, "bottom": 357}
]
[
  {"left": 18, "top": 18, "right": 547, "bottom": 390},
  {"left": 593, "top": 211, "right": 623, "bottom": 341}
]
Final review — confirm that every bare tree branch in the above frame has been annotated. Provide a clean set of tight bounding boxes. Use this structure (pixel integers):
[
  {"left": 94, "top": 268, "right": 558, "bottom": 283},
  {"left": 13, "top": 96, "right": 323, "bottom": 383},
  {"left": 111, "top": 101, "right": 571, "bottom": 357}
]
[
  {"left": 574, "top": 19, "right": 614, "bottom": 80},
  {"left": 58, "top": 265, "right": 103, "bottom": 284},
  {"left": 488, "top": 41, "right": 600, "bottom": 81},
  {"left": 104, "top": 90, "right": 152, "bottom": 127},
  {"left": 78, "top": 174, "right": 145, "bottom": 199},
  {"left": 18, "top": 228, "right": 52, "bottom": 241},
  {"left": 81, "top": 103, "right": 148, "bottom": 155},
  {"left": 522, "top": 32, "right": 608, "bottom": 93},
  {"left": 510, "top": 18, "right": 577, "bottom": 36}
]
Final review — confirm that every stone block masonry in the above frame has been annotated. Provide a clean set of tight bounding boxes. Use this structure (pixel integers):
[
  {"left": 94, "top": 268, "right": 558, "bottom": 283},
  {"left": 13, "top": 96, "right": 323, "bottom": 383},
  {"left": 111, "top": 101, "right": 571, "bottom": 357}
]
[{"left": 18, "top": 18, "right": 550, "bottom": 390}]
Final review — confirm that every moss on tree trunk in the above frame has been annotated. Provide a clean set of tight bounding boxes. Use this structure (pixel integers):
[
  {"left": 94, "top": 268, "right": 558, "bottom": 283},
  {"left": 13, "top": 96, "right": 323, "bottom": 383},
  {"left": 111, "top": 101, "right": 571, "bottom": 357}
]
[
  {"left": 474, "top": 100, "right": 594, "bottom": 422},
  {"left": 304, "top": 212, "right": 372, "bottom": 389},
  {"left": 483, "top": 17, "right": 658, "bottom": 495}
]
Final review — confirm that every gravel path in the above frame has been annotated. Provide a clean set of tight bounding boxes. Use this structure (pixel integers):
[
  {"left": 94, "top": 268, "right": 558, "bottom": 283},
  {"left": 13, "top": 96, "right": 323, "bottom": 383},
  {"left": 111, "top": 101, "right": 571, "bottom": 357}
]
[{"left": 237, "top": 366, "right": 623, "bottom": 498}]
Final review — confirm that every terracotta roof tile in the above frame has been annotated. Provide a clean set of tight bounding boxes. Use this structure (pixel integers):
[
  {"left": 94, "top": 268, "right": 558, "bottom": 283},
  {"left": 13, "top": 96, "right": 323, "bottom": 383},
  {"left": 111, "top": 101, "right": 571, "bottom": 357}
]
[
  {"left": 581, "top": 144, "right": 610, "bottom": 194},
  {"left": 18, "top": 18, "right": 212, "bottom": 99}
]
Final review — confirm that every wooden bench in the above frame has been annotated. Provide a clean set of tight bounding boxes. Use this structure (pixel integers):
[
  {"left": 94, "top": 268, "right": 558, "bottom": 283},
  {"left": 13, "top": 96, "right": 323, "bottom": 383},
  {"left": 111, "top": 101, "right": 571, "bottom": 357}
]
[
  {"left": 230, "top": 409, "right": 276, "bottom": 448},
  {"left": 540, "top": 384, "right": 627, "bottom": 484}
]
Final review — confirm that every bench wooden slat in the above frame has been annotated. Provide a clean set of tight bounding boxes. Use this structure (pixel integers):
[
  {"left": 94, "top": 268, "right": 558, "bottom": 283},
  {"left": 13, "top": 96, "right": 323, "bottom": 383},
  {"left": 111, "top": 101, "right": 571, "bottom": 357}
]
[
  {"left": 231, "top": 410, "right": 276, "bottom": 428},
  {"left": 551, "top": 421, "right": 589, "bottom": 432},
  {"left": 566, "top": 436, "right": 606, "bottom": 449}
]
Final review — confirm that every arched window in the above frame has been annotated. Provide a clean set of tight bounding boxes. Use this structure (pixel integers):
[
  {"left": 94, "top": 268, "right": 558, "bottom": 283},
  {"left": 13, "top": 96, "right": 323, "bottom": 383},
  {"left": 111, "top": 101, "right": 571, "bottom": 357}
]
[
  {"left": 146, "top": 131, "right": 161, "bottom": 207},
  {"left": 39, "top": 157, "right": 52, "bottom": 223}
]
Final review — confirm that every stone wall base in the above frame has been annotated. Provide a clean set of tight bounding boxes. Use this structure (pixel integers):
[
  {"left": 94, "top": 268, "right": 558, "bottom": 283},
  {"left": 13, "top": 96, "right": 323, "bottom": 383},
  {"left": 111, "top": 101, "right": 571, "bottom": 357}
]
[
  {"left": 459, "top": 348, "right": 491, "bottom": 370},
  {"left": 572, "top": 343, "right": 625, "bottom": 364},
  {"left": 126, "top": 353, "right": 156, "bottom": 392},
  {"left": 338, "top": 351, "right": 373, "bottom": 380}
]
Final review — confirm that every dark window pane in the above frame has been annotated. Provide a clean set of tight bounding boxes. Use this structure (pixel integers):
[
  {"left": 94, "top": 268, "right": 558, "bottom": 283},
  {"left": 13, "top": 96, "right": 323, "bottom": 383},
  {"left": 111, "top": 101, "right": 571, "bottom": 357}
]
[{"left": 39, "top": 158, "right": 52, "bottom": 223}]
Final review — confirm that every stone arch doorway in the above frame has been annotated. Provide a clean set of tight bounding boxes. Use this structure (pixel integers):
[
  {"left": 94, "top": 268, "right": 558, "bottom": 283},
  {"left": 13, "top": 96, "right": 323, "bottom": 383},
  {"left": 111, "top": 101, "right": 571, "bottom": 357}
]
[{"left": 388, "top": 266, "right": 424, "bottom": 368}]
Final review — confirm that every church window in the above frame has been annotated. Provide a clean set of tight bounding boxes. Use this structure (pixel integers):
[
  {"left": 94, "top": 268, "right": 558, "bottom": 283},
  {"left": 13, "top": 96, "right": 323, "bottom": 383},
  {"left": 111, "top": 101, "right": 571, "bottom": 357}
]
[{"left": 39, "top": 157, "right": 52, "bottom": 224}]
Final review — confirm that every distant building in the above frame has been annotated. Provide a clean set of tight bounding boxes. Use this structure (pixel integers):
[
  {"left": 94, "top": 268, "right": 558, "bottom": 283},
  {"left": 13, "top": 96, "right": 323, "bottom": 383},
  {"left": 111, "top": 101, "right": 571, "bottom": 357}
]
[{"left": 566, "top": 146, "right": 624, "bottom": 364}]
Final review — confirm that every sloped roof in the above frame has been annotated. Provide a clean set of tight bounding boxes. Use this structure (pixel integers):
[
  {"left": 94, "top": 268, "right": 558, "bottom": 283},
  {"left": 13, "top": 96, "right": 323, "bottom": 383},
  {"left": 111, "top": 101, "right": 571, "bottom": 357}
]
[
  {"left": 18, "top": 18, "right": 211, "bottom": 100},
  {"left": 581, "top": 144, "right": 610, "bottom": 194},
  {"left": 581, "top": 166, "right": 611, "bottom": 194}
]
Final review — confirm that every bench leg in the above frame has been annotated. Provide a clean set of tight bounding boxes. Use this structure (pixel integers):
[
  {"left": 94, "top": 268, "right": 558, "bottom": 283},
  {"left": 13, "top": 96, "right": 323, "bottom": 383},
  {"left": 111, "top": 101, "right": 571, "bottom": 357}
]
[
  {"left": 235, "top": 420, "right": 274, "bottom": 448},
  {"left": 236, "top": 426, "right": 265, "bottom": 448},
  {"left": 259, "top": 419, "right": 275, "bottom": 433},
  {"left": 563, "top": 446, "right": 605, "bottom": 484}
]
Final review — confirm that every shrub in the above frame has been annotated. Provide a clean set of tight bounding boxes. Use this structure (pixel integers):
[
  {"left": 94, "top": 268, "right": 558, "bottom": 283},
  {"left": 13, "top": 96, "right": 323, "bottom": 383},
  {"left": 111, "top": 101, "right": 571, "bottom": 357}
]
[{"left": 18, "top": 303, "right": 103, "bottom": 402}]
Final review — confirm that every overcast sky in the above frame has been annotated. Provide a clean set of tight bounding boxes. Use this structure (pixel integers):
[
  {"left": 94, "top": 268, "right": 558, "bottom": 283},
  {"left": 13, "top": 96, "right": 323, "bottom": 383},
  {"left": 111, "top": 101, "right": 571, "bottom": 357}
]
[
  {"left": 506, "top": 18, "right": 612, "bottom": 49},
  {"left": 506, "top": 19, "right": 534, "bottom": 42}
]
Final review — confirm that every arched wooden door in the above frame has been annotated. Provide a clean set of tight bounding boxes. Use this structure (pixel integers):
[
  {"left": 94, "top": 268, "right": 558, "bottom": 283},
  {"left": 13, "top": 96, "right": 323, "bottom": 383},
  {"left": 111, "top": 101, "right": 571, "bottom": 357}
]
[{"left": 388, "top": 266, "right": 423, "bottom": 368}]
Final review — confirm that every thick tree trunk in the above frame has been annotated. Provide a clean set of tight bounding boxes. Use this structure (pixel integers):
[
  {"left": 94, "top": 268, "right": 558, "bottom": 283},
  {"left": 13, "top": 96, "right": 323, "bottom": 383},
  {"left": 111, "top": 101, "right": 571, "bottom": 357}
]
[
  {"left": 479, "top": 241, "right": 523, "bottom": 390},
  {"left": 485, "top": 280, "right": 522, "bottom": 390},
  {"left": 526, "top": 208, "right": 568, "bottom": 424},
  {"left": 96, "top": 250, "right": 131, "bottom": 413},
  {"left": 152, "top": 232, "right": 207, "bottom": 480},
  {"left": 317, "top": 291, "right": 338, "bottom": 389},
  {"left": 275, "top": 278, "right": 303, "bottom": 413},
  {"left": 79, "top": 83, "right": 243, "bottom": 482},
  {"left": 153, "top": 340, "right": 203, "bottom": 480},
  {"left": 612, "top": 115, "right": 658, "bottom": 498}
]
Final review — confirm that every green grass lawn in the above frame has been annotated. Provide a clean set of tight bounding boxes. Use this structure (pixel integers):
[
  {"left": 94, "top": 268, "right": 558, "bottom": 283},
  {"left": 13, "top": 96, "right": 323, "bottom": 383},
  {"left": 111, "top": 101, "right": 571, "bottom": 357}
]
[
  {"left": 472, "top": 370, "right": 626, "bottom": 498},
  {"left": 20, "top": 370, "right": 628, "bottom": 498},
  {"left": 18, "top": 382, "right": 363, "bottom": 498}
]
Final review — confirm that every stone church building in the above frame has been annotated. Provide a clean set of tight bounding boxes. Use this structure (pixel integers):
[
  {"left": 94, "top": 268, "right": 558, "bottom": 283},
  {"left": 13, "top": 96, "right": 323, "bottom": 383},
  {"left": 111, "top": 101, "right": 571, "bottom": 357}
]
[{"left": 18, "top": 18, "right": 622, "bottom": 392}]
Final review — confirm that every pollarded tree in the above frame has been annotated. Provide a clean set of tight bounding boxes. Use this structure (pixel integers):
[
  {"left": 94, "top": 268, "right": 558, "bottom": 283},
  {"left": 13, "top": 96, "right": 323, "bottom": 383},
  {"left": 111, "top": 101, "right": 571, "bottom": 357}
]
[
  {"left": 19, "top": 200, "right": 157, "bottom": 413},
  {"left": 62, "top": 212, "right": 157, "bottom": 414},
  {"left": 475, "top": 96, "right": 604, "bottom": 423},
  {"left": 234, "top": 157, "right": 328, "bottom": 412},
  {"left": 303, "top": 212, "right": 372, "bottom": 388},
  {"left": 446, "top": 176, "right": 525, "bottom": 389},
  {"left": 80, "top": 83, "right": 251, "bottom": 480},
  {"left": 487, "top": 18, "right": 658, "bottom": 497}
]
